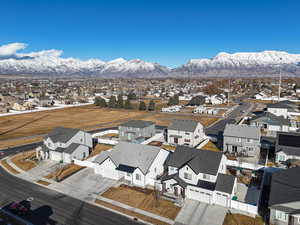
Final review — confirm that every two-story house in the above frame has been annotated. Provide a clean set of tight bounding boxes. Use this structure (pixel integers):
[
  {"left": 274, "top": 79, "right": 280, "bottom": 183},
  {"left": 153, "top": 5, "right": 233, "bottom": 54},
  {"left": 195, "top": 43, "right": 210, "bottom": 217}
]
[
  {"left": 118, "top": 120, "right": 155, "bottom": 143},
  {"left": 275, "top": 132, "right": 300, "bottom": 164},
  {"left": 269, "top": 167, "right": 300, "bottom": 225},
  {"left": 223, "top": 124, "right": 261, "bottom": 158},
  {"left": 167, "top": 119, "right": 205, "bottom": 147},
  {"left": 161, "top": 146, "right": 236, "bottom": 207},
  {"left": 249, "top": 112, "right": 290, "bottom": 137},
  {"left": 94, "top": 142, "right": 169, "bottom": 188},
  {"left": 37, "top": 127, "right": 93, "bottom": 163}
]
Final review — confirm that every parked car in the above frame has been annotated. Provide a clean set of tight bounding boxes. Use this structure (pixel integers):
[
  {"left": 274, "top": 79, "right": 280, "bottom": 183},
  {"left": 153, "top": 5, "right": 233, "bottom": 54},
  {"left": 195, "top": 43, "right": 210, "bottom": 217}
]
[
  {"left": 0, "top": 151, "right": 4, "bottom": 156},
  {"left": 8, "top": 201, "right": 31, "bottom": 216}
]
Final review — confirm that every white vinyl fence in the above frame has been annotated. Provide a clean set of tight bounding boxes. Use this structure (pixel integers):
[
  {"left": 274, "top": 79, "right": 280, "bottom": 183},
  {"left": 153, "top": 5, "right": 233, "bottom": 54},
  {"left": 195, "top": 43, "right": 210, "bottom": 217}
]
[
  {"left": 226, "top": 159, "right": 264, "bottom": 170},
  {"left": 73, "top": 159, "right": 97, "bottom": 168},
  {"left": 92, "top": 130, "right": 119, "bottom": 145},
  {"left": 230, "top": 200, "right": 258, "bottom": 215}
]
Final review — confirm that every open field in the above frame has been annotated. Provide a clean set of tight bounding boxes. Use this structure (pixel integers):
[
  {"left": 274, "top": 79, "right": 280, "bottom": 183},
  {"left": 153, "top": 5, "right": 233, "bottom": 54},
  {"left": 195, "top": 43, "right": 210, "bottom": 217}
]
[
  {"left": 0, "top": 160, "right": 19, "bottom": 174},
  {"left": 10, "top": 150, "right": 37, "bottom": 171},
  {"left": 102, "top": 185, "right": 180, "bottom": 220},
  {"left": 95, "top": 199, "right": 170, "bottom": 225},
  {"left": 222, "top": 213, "right": 264, "bottom": 225},
  {"left": 0, "top": 136, "right": 42, "bottom": 149},
  {"left": 0, "top": 105, "right": 219, "bottom": 142},
  {"left": 88, "top": 144, "right": 112, "bottom": 158},
  {"left": 44, "top": 164, "right": 85, "bottom": 182}
]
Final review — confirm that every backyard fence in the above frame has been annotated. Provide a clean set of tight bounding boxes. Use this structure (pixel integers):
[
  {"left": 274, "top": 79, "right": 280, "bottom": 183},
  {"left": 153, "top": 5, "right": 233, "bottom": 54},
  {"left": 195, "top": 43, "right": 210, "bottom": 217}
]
[{"left": 230, "top": 200, "right": 258, "bottom": 215}]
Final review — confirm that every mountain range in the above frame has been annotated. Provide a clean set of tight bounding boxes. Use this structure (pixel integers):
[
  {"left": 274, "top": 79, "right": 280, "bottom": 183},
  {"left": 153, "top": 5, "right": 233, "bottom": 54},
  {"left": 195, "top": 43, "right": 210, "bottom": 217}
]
[{"left": 0, "top": 49, "right": 300, "bottom": 77}]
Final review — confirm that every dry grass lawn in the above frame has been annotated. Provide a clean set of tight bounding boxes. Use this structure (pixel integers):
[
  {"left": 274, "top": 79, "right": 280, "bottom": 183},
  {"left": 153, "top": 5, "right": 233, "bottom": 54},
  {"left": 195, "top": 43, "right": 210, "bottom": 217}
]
[
  {"left": 11, "top": 151, "right": 37, "bottom": 171},
  {"left": 102, "top": 185, "right": 180, "bottom": 220},
  {"left": 0, "top": 136, "right": 42, "bottom": 149},
  {"left": 161, "top": 144, "right": 176, "bottom": 151},
  {"left": 36, "top": 180, "right": 51, "bottom": 186},
  {"left": 0, "top": 160, "right": 19, "bottom": 174},
  {"left": 223, "top": 213, "right": 264, "bottom": 225},
  {"left": 0, "top": 104, "right": 219, "bottom": 142},
  {"left": 201, "top": 141, "right": 221, "bottom": 152},
  {"left": 44, "top": 164, "right": 85, "bottom": 182},
  {"left": 95, "top": 199, "right": 170, "bottom": 225},
  {"left": 89, "top": 144, "right": 112, "bottom": 158}
]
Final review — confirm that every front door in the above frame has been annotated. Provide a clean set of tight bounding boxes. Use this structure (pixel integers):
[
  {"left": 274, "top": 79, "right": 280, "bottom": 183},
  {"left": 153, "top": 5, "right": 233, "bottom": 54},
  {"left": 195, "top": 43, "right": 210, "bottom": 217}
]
[
  {"left": 181, "top": 188, "right": 185, "bottom": 198},
  {"left": 174, "top": 138, "right": 178, "bottom": 144},
  {"left": 232, "top": 145, "right": 238, "bottom": 153},
  {"left": 174, "top": 187, "right": 178, "bottom": 196}
]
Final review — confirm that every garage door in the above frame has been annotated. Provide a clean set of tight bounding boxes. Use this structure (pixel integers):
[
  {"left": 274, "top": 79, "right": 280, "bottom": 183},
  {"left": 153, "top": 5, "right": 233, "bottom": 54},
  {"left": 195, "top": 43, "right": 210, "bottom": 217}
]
[
  {"left": 216, "top": 193, "right": 228, "bottom": 207},
  {"left": 187, "top": 188, "right": 211, "bottom": 204}
]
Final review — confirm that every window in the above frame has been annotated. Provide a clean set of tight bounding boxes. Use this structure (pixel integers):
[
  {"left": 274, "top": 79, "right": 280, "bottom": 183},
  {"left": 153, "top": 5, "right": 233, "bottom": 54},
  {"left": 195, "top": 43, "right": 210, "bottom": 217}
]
[
  {"left": 236, "top": 138, "right": 241, "bottom": 142},
  {"left": 154, "top": 168, "right": 157, "bottom": 173},
  {"left": 275, "top": 210, "right": 288, "bottom": 222},
  {"left": 80, "top": 138, "right": 83, "bottom": 142},
  {"left": 184, "top": 172, "right": 192, "bottom": 180},
  {"left": 203, "top": 174, "right": 210, "bottom": 180},
  {"left": 126, "top": 173, "right": 131, "bottom": 177},
  {"left": 247, "top": 138, "right": 252, "bottom": 143},
  {"left": 184, "top": 139, "right": 191, "bottom": 143},
  {"left": 185, "top": 132, "right": 190, "bottom": 135},
  {"left": 136, "top": 174, "right": 141, "bottom": 181}
]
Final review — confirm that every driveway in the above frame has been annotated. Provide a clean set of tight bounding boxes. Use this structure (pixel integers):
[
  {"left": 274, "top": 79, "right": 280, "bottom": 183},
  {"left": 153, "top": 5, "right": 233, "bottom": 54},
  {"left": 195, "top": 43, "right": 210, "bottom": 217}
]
[
  {"left": 175, "top": 200, "right": 227, "bottom": 225},
  {"left": 50, "top": 167, "right": 117, "bottom": 201}
]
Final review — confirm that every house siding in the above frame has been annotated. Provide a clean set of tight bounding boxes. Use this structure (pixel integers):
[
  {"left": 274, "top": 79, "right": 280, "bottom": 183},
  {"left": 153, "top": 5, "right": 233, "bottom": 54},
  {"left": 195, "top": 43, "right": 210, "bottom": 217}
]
[
  {"left": 223, "top": 135, "right": 260, "bottom": 157},
  {"left": 118, "top": 124, "right": 155, "bottom": 142}
]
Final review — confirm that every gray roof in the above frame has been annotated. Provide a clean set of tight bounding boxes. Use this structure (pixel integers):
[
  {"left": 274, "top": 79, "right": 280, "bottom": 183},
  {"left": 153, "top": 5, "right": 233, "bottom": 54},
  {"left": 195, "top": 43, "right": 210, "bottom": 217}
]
[
  {"left": 223, "top": 124, "right": 260, "bottom": 139},
  {"left": 250, "top": 112, "right": 290, "bottom": 126},
  {"left": 94, "top": 142, "right": 161, "bottom": 174},
  {"left": 267, "top": 100, "right": 298, "bottom": 110},
  {"left": 168, "top": 119, "right": 199, "bottom": 132},
  {"left": 276, "top": 132, "right": 300, "bottom": 156},
  {"left": 166, "top": 146, "right": 223, "bottom": 175},
  {"left": 119, "top": 120, "right": 155, "bottom": 129},
  {"left": 45, "top": 127, "right": 81, "bottom": 143},
  {"left": 269, "top": 167, "right": 300, "bottom": 208},
  {"left": 215, "top": 174, "right": 235, "bottom": 194},
  {"left": 161, "top": 173, "right": 187, "bottom": 188},
  {"left": 64, "top": 143, "right": 81, "bottom": 154}
]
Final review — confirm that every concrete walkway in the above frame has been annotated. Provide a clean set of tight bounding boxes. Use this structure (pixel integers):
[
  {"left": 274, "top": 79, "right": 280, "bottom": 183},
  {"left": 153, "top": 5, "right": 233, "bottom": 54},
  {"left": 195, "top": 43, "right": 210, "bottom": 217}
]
[
  {"left": 97, "top": 196, "right": 174, "bottom": 224},
  {"left": 175, "top": 200, "right": 226, "bottom": 225}
]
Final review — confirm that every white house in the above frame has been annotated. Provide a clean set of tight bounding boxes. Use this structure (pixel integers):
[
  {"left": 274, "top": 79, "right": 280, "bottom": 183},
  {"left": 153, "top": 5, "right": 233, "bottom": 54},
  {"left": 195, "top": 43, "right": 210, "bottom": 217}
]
[
  {"left": 167, "top": 119, "right": 206, "bottom": 147},
  {"left": 161, "top": 146, "right": 236, "bottom": 207},
  {"left": 267, "top": 101, "right": 299, "bottom": 119},
  {"left": 275, "top": 132, "right": 300, "bottom": 164},
  {"left": 37, "top": 127, "right": 92, "bottom": 163},
  {"left": 94, "top": 142, "right": 169, "bottom": 188}
]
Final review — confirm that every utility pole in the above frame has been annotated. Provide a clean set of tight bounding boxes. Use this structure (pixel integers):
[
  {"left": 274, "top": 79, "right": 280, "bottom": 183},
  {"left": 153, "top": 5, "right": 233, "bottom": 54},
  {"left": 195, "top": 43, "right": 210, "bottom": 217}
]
[
  {"left": 278, "top": 57, "right": 282, "bottom": 102},
  {"left": 228, "top": 79, "right": 230, "bottom": 106}
]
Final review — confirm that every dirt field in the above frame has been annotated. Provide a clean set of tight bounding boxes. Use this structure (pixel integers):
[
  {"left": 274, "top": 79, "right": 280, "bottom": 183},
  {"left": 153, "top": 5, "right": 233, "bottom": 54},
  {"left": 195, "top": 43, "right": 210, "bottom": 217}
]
[
  {"left": 36, "top": 180, "right": 51, "bottom": 186},
  {"left": 10, "top": 150, "right": 37, "bottom": 171},
  {"left": 0, "top": 104, "right": 219, "bottom": 144},
  {"left": 44, "top": 164, "right": 85, "bottom": 182},
  {"left": 0, "top": 136, "right": 42, "bottom": 149},
  {"left": 102, "top": 185, "right": 180, "bottom": 220},
  {"left": 201, "top": 141, "right": 221, "bottom": 152},
  {"left": 222, "top": 213, "right": 264, "bottom": 225}
]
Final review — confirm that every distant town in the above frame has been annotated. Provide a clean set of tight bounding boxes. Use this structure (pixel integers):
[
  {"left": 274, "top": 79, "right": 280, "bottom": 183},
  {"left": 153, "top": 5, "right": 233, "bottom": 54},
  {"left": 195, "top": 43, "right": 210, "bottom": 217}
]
[{"left": 1, "top": 75, "right": 300, "bottom": 225}]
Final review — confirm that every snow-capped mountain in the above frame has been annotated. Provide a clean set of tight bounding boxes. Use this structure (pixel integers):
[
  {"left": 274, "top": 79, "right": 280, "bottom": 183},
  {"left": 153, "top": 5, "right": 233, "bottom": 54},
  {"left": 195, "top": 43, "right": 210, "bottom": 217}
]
[
  {"left": 173, "top": 51, "right": 300, "bottom": 76},
  {"left": 0, "top": 42, "right": 300, "bottom": 77}
]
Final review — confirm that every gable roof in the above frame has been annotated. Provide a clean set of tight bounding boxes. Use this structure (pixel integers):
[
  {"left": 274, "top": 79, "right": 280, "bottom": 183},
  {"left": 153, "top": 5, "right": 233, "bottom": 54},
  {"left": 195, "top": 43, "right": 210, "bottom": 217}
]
[
  {"left": 119, "top": 120, "right": 155, "bottom": 129},
  {"left": 250, "top": 112, "right": 290, "bottom": 126},
  {"left": 166, "top": 146, "right": 223, "bottom": 175},
  {"left": 168, "top": 119, "right": 200, "bottom": 132},
  {"left": 276, "top": 132, "right": 300, "bottom": 156},
  {"left": 215, "top": 174, "right": 235, "bottom": 194},
  {"left": 269, "top": 167, "right": 300, "bottom": 207},
  {"left": 223, "top": 124, "right": 260, "bottom": 139},
  {"left": 45, "top": 127, "right": 81, "bottom": 143},
  {"left": 94, "top": 142, "right": 162, "bottom": 174},
  {"left": 267, "top": 100, "right": 298, "bottom": 110}
]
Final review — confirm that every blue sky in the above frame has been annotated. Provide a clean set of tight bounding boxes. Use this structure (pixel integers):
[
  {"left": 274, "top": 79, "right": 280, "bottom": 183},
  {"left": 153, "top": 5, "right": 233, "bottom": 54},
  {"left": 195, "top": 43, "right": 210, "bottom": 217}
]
[{"left": 1, "top": 0, "right": 299, "bottom": 67}]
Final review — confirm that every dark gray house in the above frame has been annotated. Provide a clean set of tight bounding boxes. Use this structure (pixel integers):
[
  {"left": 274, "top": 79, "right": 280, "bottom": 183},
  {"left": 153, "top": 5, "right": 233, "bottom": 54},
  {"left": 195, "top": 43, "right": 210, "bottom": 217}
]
[
  {"left": 269, "top": 167, "right": 300, "bottom": 225},
  {"left": 275, "top": 132, "right": 300, "bottom": 164},
  {"left": 223, "top": 124, "right": 261, "bottom": 157},
  {"left": 118, "top": 120, "right": 155, "bottom": 143}
]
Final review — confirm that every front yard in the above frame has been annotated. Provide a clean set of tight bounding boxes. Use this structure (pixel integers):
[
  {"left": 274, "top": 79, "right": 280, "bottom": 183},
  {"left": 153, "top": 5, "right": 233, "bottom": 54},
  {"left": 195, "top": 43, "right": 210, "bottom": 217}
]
[
  {"left": 223, "top": 213, "right": 264, "bottom": 225},
  {"left": 101, "top": 184, "right": 181, "bottom": 220},
  {"left": 10, "top": 150, "right": 37, "bottom": 171},
  {"left": 44, "top": 163, "right": 85, "bottom": 182},
  {"left": 89, "top": 144, "right": 112, "bottom": 158}
]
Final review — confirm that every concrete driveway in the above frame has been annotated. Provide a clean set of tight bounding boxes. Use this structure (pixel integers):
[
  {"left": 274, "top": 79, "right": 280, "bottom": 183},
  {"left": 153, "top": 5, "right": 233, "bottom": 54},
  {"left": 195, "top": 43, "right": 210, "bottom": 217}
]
[
  {"left": 50, "top": 167, "right": 117, "bottom": 201},
  {"left": 175, "top": 200, "right": 227, "bottom": 225}
]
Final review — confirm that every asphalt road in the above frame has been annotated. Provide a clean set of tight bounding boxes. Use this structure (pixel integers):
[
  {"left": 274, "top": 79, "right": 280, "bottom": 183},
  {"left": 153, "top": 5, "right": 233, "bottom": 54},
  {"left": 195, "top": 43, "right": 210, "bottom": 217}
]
[{"left": 205, "top": 102, "right": 253, "bottom": 136}]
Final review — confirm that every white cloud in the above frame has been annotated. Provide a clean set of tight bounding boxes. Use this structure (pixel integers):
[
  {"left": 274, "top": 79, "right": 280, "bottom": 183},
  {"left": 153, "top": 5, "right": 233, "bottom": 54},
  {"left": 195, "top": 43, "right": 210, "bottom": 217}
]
[
  {"left": 0, "top": 42, "right": 27, "bottom": 57},
  {"left": 19, "top": 49, "right": 63, "bottom": 58}
]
